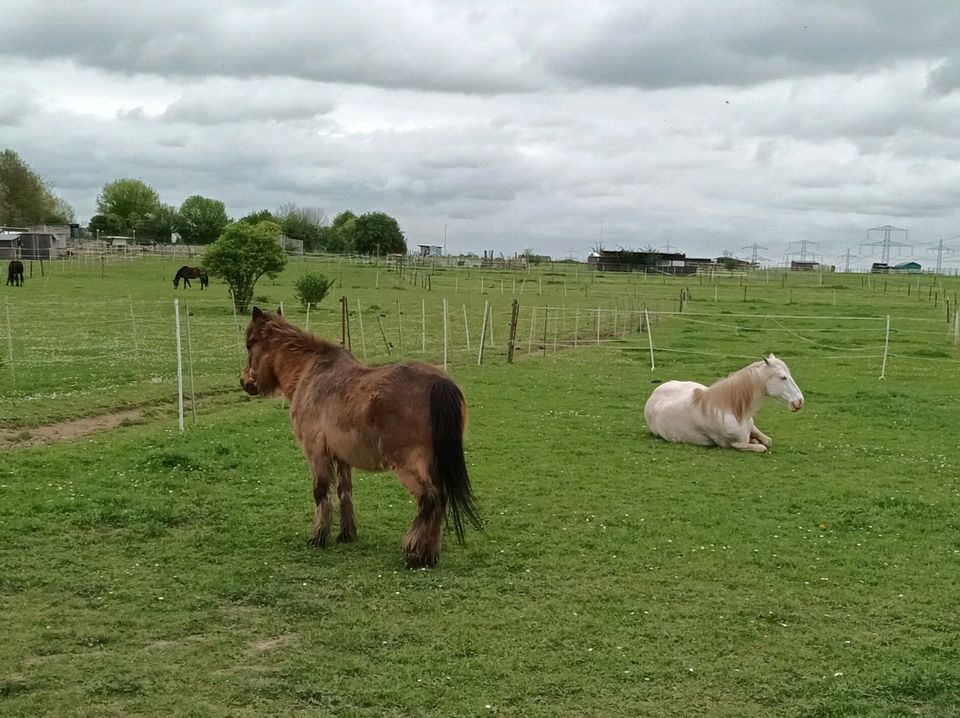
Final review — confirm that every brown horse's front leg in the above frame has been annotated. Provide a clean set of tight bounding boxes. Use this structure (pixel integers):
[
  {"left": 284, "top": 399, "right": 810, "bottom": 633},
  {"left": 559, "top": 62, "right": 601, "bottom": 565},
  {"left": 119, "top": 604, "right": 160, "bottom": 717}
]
[
  {"left": 307, "top": 456, "right": 334, "bottom": 547},
  {"left": 335, "top": 462, "right": 357, "bottom": 543}
]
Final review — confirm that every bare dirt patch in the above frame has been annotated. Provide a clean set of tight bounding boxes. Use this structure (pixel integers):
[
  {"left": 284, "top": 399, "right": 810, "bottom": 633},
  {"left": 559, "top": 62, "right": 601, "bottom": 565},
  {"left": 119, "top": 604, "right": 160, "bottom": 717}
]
[
  {"left": 0, "top": 409, "right": 145, "bottom": 450},
  {"left": 0, "top": 390, "right": 248, "bottom": 451}
]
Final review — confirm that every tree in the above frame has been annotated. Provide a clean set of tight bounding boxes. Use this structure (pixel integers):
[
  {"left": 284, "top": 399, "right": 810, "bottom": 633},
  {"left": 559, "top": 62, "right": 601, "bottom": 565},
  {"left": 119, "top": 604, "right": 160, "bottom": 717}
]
[
  {"left": 276, "top": 203, "right": 327, "bottom": 252},
  {"left": 0, "top": 149, "right": 74, "bottom": 225},
  {"left": 175, "top": 195, "right": 230, "bottom": 244},
  {"left": 95, "top": 178, "right": 162, "bottom": 237},
  {"left": 324, "top": 210, "right": 358, "bottom": 253},
  {"left": 238, "top": 209, "right": 276, "bottom": 225},
  {"left": 353, "top": 212, "right": 406, "bottom": 256},
  {"left": 145, "top": 203, "right": 178, "bottom": 243},
  {"left": 332, "top": 210, "right": 357, "bottom": 230},
  {"left": 203, "top": 221, "right": 287, "bottom": 313}
]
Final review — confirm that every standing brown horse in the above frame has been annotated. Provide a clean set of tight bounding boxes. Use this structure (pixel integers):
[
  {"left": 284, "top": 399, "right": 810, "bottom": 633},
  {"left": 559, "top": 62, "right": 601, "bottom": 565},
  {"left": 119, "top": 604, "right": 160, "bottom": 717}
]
[
  {"left": 6, "top": 260, "right": 24, "bottom": 287},
  {"left": 241, "top": 307, "right": 481, "bottom": 568},
  {"left": 173, "top": 266, "right": 208, "bottom": 289}
]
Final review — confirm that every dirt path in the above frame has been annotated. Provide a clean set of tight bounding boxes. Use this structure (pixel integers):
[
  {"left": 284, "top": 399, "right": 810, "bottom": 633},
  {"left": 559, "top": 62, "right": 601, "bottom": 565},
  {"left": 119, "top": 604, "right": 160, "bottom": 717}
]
[
  {"left": 0, "top": 390, "right": 248, "bottom": 451},
  {"left": 0, "top": 409, "right": 147, "bottom": 450}
]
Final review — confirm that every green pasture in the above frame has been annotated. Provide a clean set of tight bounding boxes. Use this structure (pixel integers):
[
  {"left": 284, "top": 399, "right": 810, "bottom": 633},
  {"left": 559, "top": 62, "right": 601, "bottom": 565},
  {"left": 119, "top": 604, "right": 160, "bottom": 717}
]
[
  {"left": 2, "top": 255, "right": 957, "bottom": 428},
  {"left": 1, "top": 257, "right": 960, "bottom": 716}
]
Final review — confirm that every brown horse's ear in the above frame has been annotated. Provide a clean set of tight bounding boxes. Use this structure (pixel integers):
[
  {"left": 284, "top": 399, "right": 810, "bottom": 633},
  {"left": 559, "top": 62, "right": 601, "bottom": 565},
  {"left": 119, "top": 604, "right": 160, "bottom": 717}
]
[
  {"left": 252, "top": 306, "right": 264, "bottom": 320},
  {"left": 276, "top": 306, "right": 283, "bottom": 316}
]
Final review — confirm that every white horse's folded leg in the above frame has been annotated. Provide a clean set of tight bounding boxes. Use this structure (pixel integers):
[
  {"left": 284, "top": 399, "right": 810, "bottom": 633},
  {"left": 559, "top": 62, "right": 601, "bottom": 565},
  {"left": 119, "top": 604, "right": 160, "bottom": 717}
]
[
  {"left": 731, "top": 441, "right": 767, "bottom": 452},
  {"left": 750, "top": 428, "right": 772, "bottom": 447}
]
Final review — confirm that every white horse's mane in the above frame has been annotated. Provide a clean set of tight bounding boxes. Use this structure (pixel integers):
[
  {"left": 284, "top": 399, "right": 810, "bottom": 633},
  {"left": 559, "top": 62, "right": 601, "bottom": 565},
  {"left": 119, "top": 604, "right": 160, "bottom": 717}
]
[{"left": 693, "top": 360, "right": 768, "bottom": 422}]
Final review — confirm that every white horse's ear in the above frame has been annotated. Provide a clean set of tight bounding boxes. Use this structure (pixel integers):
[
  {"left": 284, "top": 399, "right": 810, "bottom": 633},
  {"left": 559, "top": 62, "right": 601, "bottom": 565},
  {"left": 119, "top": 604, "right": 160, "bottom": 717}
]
[{"left": 762, "top": 354, "right": 772, "bottom": 366}]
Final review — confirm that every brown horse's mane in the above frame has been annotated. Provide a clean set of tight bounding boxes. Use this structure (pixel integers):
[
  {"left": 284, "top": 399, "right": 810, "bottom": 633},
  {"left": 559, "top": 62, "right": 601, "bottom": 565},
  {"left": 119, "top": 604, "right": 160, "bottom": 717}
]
[
  {"left": 251, "top": 313, "right": 358, "bottom": 395},
  {"left": 693, "top": 361, "right": 765, "bottom": 423}
]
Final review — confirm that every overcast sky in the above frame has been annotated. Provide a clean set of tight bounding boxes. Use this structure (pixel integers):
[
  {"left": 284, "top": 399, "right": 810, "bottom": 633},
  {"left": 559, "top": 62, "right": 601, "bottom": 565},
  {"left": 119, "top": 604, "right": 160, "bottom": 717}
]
[{"left": 3, "top": 0, "right": 960, "bottom": 269}]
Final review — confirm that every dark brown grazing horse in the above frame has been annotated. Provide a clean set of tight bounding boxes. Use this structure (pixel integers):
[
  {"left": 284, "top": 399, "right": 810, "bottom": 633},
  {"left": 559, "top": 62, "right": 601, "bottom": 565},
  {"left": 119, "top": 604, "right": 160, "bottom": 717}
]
[
  {"left": 6, "top": 260, "right": 24, "bottom": 287},
  {"left": 241, "top": 307, "right": 481, "bottom": 568},
  {"left": 173, "top": 266, "right": 208, "bottom": 289}
]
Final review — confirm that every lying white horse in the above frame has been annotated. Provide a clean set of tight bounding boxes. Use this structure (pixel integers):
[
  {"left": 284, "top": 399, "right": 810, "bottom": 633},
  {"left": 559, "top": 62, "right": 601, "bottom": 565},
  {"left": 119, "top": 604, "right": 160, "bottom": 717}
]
[{"left": 644, "top": 354, "right": 804, "bottom": 452}]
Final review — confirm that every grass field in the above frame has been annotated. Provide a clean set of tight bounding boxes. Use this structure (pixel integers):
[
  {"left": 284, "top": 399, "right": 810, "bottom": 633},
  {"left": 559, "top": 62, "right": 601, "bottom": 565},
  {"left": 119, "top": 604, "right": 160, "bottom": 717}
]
[{"left": 2, "top": 257, "right": 959, "bottom": 716}]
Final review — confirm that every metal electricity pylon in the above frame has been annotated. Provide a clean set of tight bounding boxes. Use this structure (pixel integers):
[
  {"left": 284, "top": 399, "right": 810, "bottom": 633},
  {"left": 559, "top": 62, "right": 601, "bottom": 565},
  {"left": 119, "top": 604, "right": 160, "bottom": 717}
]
[
  {"left": 836, "top": 247, "right": 859, "bottom": 273},
  {"left": 861, "top": 225, "right": 910, "bottom": 265},
  {"left": 658, "top": 240, "right": 679, "bottom": 253},
  {"left": 786, "top": 239, "right": 820, "bottom": 264},
  {"left": 740, "top": 242, "right": 769, "bottom": 268},
  {"left": 928, "top": 236, "right": 958, "bottom": 275}
]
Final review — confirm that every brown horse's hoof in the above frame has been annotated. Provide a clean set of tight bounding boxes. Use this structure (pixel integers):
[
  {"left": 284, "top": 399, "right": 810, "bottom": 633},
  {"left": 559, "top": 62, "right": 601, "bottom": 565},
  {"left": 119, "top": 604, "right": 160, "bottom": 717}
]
[
  {"left": 404, "top": 550, "right": 439, "bottom": 570},
  {"left": 307, "top": 533, "right": 329, "bottom": 548},
  {"left": 336, "top": 531, "right": 356, "bottom": 544}
]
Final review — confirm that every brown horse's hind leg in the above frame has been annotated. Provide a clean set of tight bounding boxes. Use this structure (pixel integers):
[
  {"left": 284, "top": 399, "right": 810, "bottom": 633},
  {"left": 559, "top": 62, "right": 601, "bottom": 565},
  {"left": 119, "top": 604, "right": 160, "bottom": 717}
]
[
  {"left": 335, "top": 463, "right": 357, "bottom": 543},
  {"left": 308, "top": 456, "right": 334, "bottom": 547},
  {"left": 397, "top": 469, "right": 444, "bottom": 569}
]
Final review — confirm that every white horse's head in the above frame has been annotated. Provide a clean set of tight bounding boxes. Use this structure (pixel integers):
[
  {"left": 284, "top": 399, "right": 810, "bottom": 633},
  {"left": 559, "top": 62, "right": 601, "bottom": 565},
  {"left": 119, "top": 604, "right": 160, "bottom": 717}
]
[{"left": 761, "top": 354, "right": 804, "bottom": 411}]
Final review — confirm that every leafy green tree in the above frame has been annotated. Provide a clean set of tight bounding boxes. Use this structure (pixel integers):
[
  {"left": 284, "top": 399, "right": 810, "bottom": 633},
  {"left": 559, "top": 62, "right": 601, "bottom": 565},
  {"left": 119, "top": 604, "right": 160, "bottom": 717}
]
[
  {"left": 238, "top": 209, "right": 276, "bottom": 225},
  {"left": 277, "top": 203, "right": 327, "bottom": 252},
  {"left": 324, "top": 210, "right": 358, "bottom": 253},
  {"left": 203, "top": 221, "right": 287, "bottom": 313},
  {"left": 0, "top": 149, "right": 74, "bottom": 225},
  {"left": 175, "top": 195, "right": 230, "bottom": 244},
  {"left": 353, "top": 212, "right": 406, "bottom": 256},
  {"left": 95, "top": 178, "right": 162, "bottom": 237},
  {"left": 87, "top": 214, "right": 111, "bottom": 237},
  {"left": 139, "top": 203, "right": 178, "bottom": 243},
  {"left": 332, "top": 210, "right": 357, "bottom": 230}
]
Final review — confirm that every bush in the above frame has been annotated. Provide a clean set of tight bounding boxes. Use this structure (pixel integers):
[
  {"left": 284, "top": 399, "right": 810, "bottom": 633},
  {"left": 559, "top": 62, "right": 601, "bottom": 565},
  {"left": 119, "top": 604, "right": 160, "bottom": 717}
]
[{"left": 294, "top": 272, "right": 335, "bottom": 308}]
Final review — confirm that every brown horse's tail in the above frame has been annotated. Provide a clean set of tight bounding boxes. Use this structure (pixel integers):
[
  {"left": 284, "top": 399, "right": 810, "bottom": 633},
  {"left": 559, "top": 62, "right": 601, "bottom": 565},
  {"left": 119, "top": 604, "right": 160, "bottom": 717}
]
[{"left": 429, "top": 377, "right": 482, "bottom": 545}]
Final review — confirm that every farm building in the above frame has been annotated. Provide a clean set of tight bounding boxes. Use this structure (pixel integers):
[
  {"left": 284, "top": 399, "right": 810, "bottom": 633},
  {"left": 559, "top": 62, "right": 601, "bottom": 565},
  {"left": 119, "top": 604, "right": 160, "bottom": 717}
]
[
  {"left": 894, "top": 261, "right": 922, "bottom": 273},
  {"left": 588, "top": 249, "right": 695, "bottom": 274},
  {"left": 418, "top": 244, "right": 443, "bottom": 257},
  {"left": 790, "top": 260, "right": 821, "bottom": 272},
  {"left": 0, "top": 230, "right": 61, "bottom": 260}
]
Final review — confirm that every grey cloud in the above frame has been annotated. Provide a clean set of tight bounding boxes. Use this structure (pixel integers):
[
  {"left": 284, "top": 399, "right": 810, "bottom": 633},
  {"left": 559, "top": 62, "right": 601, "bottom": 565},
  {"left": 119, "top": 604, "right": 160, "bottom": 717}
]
[
  {"left": 0, "top": 82, "right": 40, "bottom": 125},
  {"left": 161, "top": 82, "right": 338, "bottom": 125},
  {"left": 540, "top": 1, "right": 960, "bottom": 89},
  {"left": 0, "top": 0, "right": 542, "bottom": 94},
  {"left": 927, "top": 59, "right": 960, "bottom": 95},
  {"left": 7, "top": 1, "right": 960, "bottom": 268}
]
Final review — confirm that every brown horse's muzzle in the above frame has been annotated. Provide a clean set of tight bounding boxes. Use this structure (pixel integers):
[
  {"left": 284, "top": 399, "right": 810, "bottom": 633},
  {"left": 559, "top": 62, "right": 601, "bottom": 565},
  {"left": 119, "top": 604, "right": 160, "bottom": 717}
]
[{"left": 240, "top": 368, "right": 259, "bottom": 395}]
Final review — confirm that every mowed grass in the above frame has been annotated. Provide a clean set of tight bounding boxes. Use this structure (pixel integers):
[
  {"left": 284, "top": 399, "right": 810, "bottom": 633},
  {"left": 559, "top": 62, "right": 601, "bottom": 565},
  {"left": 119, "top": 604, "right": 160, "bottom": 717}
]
[{"left": 1, "top": 258, "right": 960, "bottom": 716}]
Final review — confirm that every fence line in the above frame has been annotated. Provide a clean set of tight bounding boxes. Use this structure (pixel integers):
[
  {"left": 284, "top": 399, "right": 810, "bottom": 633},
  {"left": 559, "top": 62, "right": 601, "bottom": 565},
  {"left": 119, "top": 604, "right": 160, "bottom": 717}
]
[{"left": 2, "top": 295, "right": 958, "bottom": 430}]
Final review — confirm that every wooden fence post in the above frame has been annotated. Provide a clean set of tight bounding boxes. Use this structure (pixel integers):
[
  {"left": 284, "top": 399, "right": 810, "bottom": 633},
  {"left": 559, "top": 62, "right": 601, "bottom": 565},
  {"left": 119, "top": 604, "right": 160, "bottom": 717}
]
[{"left": 507, "top": 299, "right": 519, "bottom": 363}]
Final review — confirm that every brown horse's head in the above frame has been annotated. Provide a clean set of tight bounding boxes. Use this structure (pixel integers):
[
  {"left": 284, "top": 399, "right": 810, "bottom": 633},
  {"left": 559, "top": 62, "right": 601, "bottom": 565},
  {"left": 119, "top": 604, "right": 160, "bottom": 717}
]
[
  {"left": 173, "top": 276, "right": 180, "bottom": 288},
  {"left": 241, "top": 306, "right": 284, "bottom": 396}
]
